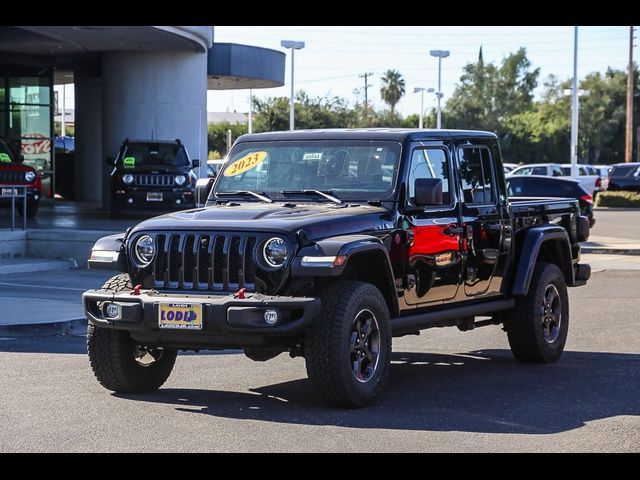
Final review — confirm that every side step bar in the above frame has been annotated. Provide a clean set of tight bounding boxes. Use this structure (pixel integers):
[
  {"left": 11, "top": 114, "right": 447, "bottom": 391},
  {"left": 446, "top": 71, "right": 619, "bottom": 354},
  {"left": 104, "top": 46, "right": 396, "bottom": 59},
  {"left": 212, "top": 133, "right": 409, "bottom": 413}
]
[{"left": 391, "top": 298, "right": 515, "bottom": 336}]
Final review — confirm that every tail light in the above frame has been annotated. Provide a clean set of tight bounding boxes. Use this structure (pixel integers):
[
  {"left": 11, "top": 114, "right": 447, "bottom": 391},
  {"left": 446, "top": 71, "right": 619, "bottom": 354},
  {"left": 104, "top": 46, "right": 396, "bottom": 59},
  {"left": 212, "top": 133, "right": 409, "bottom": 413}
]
[
  {"left": 595, "top": 177, "right": 602, "bottom": 188},
  {"left": 580, "top": 194, "right": 593, "bottom": 204}
]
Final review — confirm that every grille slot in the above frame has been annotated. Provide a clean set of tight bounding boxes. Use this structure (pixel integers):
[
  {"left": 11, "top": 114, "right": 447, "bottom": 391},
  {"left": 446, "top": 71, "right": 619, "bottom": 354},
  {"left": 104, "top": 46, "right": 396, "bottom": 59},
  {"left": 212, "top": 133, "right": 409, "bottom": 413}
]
[
  {"left": 149, "top": 232, "right": 257, "bottom": 292},
  {"left": 134, "top": 174, "right": 175, "bottom": 187},
  {"left": 0, "top": 171, "right": 27, "bottom": 184}
]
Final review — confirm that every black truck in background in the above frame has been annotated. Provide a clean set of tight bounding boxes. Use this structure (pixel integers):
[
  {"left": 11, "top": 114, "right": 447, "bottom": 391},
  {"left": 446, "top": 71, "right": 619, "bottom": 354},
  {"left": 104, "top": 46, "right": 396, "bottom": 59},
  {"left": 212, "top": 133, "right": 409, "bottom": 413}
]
[{"left": 84, "top": 129, "right": 591, "bottom": 408}]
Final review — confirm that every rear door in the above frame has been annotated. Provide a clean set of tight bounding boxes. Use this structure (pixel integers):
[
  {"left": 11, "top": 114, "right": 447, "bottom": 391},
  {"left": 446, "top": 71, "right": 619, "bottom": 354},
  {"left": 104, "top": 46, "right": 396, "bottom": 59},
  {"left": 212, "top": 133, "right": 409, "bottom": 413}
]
[{"left": 456, "top": 143, "right": 507, "bottom": 297}]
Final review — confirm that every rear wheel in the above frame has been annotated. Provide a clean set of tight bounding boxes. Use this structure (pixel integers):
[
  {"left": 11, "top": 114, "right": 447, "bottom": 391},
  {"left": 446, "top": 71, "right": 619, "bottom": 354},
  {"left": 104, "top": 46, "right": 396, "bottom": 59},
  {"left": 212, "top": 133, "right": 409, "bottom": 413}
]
[
  {"left": 87, "top": 273, "right": 177, "bottom": 393},
  {"left": 506, "top": 262, "right": 569, "bottom": 363},
  {"left": 304, "top": 281, "right": 392, "bottom": 408}
]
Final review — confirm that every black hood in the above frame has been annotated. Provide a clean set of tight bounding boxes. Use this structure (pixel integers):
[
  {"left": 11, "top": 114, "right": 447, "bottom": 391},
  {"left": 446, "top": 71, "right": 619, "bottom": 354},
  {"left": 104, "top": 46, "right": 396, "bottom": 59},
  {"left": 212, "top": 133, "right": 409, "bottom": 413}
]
[{"left": 130, "top": 202, "right": 395, "bottom": 241}]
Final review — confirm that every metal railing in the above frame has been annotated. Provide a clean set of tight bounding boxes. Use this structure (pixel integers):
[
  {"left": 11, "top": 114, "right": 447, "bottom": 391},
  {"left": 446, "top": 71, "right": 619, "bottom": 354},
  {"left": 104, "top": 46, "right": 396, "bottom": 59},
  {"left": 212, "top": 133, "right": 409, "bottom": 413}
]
[{"left": 0, "top": 184, "right": 27, "bottom": 230}]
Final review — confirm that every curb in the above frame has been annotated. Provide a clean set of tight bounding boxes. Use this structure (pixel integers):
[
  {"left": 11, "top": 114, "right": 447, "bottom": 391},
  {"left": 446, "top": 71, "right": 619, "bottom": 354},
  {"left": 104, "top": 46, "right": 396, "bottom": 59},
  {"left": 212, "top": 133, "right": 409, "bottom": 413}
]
[
  {"left": 0, "top": 318, "right": 87, "bottom": 337},
  {"left": 581, "top": 247, "right": 640, "bottom": 256},
  {"left": 593, "top": 207, "right": 640, "bottom": 211}
]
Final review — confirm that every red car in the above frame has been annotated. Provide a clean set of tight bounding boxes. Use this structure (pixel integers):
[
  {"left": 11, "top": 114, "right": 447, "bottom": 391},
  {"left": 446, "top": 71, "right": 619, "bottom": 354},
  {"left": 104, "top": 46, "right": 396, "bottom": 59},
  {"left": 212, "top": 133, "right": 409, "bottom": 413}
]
[{"left": 0, "top": 138, "right": 41, "bottom": 218}]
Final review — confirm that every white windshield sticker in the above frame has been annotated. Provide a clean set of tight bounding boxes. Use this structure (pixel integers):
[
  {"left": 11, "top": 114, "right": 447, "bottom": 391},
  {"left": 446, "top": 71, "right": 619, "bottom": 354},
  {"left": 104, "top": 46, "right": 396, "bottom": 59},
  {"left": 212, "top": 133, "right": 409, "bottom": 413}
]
[{"left": 303, "top": 153, "right": 323, "bottom": 160}]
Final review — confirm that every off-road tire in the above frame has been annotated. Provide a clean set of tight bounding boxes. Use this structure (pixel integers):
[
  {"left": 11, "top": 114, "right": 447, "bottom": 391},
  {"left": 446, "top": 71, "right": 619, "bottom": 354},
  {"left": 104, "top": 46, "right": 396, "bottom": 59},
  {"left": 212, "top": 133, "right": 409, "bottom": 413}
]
[
  {"left": 87, "top": 273, "right": 177, "bottom": 393},
  {"left": 506, "top": 262, "right": 569, "bottom": 363},
  {"left": 305, "top": 281, "right": 392, "bottom": 408}
]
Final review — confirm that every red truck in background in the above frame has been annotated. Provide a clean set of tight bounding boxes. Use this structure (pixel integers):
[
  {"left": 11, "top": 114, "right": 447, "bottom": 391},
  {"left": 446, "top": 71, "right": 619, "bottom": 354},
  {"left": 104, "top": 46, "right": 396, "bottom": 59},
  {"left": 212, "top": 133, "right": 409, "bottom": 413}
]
[{"left": 0, "top": 138, "right": 41, "bottom": 218}]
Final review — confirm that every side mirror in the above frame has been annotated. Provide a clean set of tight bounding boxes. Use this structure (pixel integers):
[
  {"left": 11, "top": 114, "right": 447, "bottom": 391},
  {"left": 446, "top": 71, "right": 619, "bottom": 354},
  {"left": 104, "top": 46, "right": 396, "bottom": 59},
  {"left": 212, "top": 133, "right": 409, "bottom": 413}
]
[
  {"left": 17, "top": 154, "right": 25, "bottom": 164},
  {"left": 105, "top": 157, "right": 115, "bottom": 167},
  {"left": 414, "top": 178, "right": 443, "bottom": 206},
  {"left": 192, "top": 159, "right": 200, "bottom": 168},
  {"left": 195, "top": 177, "right": 215, "bottom": 207}
]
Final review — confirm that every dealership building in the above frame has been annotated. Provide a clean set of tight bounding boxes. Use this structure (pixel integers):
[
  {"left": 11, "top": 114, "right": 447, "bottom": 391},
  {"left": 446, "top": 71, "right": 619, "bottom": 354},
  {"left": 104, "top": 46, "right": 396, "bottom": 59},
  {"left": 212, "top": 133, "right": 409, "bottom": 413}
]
[{"left": 0, "top": 26, "right": 285, "bottom": 208}]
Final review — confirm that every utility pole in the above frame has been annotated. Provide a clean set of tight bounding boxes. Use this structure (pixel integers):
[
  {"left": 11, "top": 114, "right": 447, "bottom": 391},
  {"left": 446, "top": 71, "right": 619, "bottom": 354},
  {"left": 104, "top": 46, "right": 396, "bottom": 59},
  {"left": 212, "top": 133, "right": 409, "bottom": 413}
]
[
  {"left": 625, "top": 26, "right": 635, "bottom": 163},
  {"left": 570, "top": 27, "right": 580, "bottom": 178},
  {"left": 359, "top": 72, "right": 373, "bottom": 125}
]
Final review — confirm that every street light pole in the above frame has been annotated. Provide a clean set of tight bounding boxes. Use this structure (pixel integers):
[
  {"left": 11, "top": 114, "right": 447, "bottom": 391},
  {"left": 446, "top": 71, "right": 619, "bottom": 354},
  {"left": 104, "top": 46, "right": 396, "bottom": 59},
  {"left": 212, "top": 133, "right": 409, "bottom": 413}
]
[
  {"left": 570, "top": 26, "right": 579, "bottom": 178},
  {"left": 281, "top": 40, "right": 305, "bottom": 131},
  {"left": 248, "top": 88, "right": 253, "bottom": 134},
  {"left": 430, "top": 50, "right": 450, "bottom": 129},
  {"left": 413, "top": 87, "right": 434, "bottom": 129}
]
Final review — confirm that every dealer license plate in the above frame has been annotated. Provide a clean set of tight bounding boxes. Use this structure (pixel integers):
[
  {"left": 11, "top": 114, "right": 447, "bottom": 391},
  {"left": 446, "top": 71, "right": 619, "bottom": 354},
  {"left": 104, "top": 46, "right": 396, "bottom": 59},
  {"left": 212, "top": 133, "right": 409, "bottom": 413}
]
[
  {"left": 1, "top": 188, "right": 18, "bottom": 196},
  {"left": 147, "top": 192, "right": 163, "bottom": 202},
  {"left": 158, "top": 303, "right": 202, "bottom": 330}
]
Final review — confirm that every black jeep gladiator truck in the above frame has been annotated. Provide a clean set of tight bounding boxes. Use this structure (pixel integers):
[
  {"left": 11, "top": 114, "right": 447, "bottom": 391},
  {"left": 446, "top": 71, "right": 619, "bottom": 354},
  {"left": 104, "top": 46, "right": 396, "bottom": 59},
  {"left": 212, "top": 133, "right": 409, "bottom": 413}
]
[{"left": 84, "top": 129, "right": 591, "bottom": 407}]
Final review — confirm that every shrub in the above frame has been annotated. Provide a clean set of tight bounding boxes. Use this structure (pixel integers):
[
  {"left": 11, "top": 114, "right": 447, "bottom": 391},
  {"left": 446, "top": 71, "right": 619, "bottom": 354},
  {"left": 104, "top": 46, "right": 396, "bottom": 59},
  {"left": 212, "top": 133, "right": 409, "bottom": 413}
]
[{"left": 595, "top": 191, "right": 640, "bottom": 208}]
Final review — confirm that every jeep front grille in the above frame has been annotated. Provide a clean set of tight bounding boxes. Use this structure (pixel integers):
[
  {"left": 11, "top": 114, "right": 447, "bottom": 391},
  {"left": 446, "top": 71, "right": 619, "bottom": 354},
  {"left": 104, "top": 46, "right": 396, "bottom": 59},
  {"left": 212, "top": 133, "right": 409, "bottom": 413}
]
[
  {"left": 134, "top": 174, "right": 175, "bottom": 187},
  {"left": 0, "top": 171, "right": 28, "bottom": 184},
  {"left": 150, "top": 232, "right": 257, "bottom": 291}
]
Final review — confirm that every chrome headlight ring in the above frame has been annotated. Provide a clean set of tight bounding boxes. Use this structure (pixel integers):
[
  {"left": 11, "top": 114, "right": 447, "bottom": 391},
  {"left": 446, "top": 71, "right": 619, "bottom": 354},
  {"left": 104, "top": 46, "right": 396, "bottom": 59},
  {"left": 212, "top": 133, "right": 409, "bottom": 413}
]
[{"left": 262, "top": 237, "right": 288, "bottom": 268}]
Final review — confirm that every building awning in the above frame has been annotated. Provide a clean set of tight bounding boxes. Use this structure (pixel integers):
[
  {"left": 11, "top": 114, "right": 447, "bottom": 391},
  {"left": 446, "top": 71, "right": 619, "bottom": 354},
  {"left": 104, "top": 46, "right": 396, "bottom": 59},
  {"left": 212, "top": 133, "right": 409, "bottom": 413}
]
[{"left": 207, "top": 43, "right": 285, "bottom": 90}]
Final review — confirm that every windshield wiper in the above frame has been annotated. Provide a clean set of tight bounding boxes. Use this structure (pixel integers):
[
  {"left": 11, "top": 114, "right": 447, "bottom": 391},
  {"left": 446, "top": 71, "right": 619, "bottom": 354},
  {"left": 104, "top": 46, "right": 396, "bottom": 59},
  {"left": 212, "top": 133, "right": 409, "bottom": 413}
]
[
  {"left": 216, "top": 190, "right": 273, "bottom": 203},
  {"left": 281, "top": 189, "right": 344, "bottom": 205}
]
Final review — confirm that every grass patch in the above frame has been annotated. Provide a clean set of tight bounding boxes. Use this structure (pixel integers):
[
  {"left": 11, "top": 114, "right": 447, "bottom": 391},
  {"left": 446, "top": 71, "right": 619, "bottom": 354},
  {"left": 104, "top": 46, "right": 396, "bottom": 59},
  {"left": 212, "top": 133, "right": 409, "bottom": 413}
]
[{"left": 595, "top": 191, "right": 640, "bottom": 208}]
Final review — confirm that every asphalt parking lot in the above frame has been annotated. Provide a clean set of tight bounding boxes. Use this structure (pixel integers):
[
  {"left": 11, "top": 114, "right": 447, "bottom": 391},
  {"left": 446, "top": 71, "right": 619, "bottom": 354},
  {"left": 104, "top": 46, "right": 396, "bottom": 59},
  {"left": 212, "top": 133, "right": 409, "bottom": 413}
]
[{"left": 0, "top": 269, "right": 638, "bottom": 452}]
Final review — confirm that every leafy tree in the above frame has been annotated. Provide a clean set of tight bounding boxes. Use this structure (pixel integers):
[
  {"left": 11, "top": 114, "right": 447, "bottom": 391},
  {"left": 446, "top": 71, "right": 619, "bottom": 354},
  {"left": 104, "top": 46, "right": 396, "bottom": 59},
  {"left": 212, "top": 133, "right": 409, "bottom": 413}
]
[
  {"left": 253, "top": 92, "right": 357, "bottom": 132},
  {"left": 207, "top": 122, "right": 247, "bottom": 156},
  {"left": 379, "top": 69, "right": 406, "bottom": 113}
]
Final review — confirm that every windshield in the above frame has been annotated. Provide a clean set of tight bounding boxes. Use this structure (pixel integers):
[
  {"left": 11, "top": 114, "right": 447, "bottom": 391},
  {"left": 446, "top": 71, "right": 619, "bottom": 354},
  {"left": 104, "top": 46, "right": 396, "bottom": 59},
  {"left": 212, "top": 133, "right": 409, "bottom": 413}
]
[
  {"left": 212, "top": 140, "right": 402, "bottom": 201},
  {"left": 610, "top": 164, "right": 640, "bottom": 178},
  {"left": 120, "top": 143, "right": 189, "bottom": 168}
]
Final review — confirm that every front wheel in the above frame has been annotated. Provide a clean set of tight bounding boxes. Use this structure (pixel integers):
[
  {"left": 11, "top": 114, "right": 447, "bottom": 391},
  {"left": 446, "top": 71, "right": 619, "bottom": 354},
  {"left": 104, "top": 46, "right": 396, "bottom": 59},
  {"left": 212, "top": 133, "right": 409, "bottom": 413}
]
[
  {"left": 506, "top": 262, "right": 569, "bottom": 363},
  {"left": 304, "top": 281, "right": 392, "bottom": 408},
  {"left": 87, "top": 273, "right": 177, "bottom": 393}
]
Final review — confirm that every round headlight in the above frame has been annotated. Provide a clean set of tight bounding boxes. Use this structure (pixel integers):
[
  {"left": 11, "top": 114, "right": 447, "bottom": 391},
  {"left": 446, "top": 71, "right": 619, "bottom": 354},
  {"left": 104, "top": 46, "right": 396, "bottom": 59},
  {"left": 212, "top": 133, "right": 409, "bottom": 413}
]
[
  {"left": 175, "top": 175, "right": 186, "bottom": 186},
  {"left": 133, "top": 235, "right": 155, "bottom": 266},
  {"left": 122, "top": 174, "right": 134, "bottom": 185},
  {"left": 24, "top": 171, "right": 36, "bottom": 183},
  {"left": 263, "top": 237, "right": 288, "bottom": 268}
]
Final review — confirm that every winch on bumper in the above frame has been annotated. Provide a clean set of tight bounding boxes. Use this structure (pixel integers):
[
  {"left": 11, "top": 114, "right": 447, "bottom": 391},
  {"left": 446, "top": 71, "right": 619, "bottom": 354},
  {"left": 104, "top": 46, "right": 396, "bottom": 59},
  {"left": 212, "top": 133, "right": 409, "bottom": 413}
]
[{"left": 83, "top": 288, "right": 321, "bottom": 347}]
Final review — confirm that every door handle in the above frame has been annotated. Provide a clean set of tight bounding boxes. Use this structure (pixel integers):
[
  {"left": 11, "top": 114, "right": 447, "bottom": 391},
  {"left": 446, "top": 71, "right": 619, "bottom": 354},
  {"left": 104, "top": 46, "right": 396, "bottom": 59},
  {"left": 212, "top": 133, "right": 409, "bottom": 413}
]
[{"left": 444, "top": 225, "right": 464, "bottom": 235}]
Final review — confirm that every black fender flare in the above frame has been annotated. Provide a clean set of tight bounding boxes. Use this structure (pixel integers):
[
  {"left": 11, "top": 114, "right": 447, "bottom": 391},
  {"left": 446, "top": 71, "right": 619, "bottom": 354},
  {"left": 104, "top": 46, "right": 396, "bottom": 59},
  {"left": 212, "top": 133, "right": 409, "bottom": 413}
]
[
  {"left": 291, "top": 234, "right": 399, "bottom": 316},
  {"left": 88, "top": 233, "right": 127, "bottom": 271},
  {"left": 511, "top": 226, "right": 574, "bottom": 296}
]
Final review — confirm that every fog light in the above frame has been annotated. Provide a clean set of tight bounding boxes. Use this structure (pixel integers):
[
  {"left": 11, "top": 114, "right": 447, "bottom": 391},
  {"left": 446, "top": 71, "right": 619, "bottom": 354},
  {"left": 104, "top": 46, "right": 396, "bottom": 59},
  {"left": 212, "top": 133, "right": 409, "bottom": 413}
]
[
  {"left": 104, "top": 302, "right": 121, "bottom": 319},
  {"left": 127, "top": 198, "right": 133, "bottom": 204},
  {"left": 264, "top": 309, "right": 278, "bottom": 325}
]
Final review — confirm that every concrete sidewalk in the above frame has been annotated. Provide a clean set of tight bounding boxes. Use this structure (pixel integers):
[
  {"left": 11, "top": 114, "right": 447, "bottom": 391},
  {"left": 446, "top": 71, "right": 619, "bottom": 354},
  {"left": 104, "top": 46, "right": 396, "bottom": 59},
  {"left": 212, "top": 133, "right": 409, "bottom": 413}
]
[
  {"left": 0, "top": 268, "right": 112, "bottom": 335},
  {"left": 580, "top": 235, "right": 640, "bottom": 255}
]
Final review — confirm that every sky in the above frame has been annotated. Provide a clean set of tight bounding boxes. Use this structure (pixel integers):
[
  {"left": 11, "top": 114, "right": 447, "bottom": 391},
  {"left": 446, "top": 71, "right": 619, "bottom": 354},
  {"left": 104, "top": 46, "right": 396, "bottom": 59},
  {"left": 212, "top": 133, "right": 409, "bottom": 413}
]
[
  {"left": 54, "top": 26, "right": 633, "bottom": 121},
  {"left": 207, "top": 25, "right": 633, "bottom": 118}
]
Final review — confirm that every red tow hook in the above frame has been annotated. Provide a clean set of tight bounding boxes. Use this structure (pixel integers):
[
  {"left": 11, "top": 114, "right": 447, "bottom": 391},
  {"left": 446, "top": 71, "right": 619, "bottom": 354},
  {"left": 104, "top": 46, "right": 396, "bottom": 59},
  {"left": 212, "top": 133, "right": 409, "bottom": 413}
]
[
  {"left": 236, "top": 287, "right": 247, "bottom": 299},
  {"left": 131, "top": 284, "right": 142, "bottom": 296}
]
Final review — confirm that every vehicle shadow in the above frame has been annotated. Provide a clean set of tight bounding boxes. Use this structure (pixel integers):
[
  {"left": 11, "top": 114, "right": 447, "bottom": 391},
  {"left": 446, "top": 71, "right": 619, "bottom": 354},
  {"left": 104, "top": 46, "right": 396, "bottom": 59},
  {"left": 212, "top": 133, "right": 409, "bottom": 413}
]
[{"left": 117, "top": 349, "right": 640, "bottom": 434}]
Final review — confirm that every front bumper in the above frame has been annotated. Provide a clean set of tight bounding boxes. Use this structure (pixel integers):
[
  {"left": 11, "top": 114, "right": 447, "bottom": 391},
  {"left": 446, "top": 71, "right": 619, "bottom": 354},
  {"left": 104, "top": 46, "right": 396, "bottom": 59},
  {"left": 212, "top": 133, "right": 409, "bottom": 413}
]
[
  {"left": 0, "top": 186, "right": 40, "bottom": 204},
  {"left": 83, "top": 289, "right": 321, "bottom": 348},
  {"left": 113, "top": 188, "right": 195, "bottom": 210}
]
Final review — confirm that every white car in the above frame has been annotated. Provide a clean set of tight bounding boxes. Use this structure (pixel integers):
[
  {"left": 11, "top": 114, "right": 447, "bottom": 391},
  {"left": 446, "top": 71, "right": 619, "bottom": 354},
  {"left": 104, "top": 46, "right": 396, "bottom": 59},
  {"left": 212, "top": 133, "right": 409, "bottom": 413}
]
[
  {"left": 503, "top": 162, "right": 519, "bottom": 174},
  {"left": 559, "top": 164, "right": 602, "bottom": 196},
  {"left": 508, "top": 163, "right": 565, "bottom": 178}
]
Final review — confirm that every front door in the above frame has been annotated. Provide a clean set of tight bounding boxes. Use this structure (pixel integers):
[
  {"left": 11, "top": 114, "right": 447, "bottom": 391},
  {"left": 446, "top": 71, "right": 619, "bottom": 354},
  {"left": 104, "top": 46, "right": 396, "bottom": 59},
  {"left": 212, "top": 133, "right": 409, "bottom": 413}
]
[
  {"left": 404, "top": 144, "right": 463, "bottom": 305},
  {"left": 456, "top": 144, "right": 505, "bottom": 297}
]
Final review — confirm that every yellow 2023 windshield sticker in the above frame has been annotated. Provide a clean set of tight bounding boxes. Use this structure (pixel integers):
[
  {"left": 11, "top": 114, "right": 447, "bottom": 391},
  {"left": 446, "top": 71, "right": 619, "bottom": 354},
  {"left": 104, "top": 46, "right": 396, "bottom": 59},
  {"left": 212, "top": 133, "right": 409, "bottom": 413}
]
[{"left": 224, "top": 151, "right": 268, "bottom": 177}]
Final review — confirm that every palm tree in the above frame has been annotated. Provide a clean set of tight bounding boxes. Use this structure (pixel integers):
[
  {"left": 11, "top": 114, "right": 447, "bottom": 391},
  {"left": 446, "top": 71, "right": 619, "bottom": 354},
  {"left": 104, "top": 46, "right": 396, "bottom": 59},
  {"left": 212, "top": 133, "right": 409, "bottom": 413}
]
[{"left": 380, "top": 69, "right": 406, "bottom": 113}]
